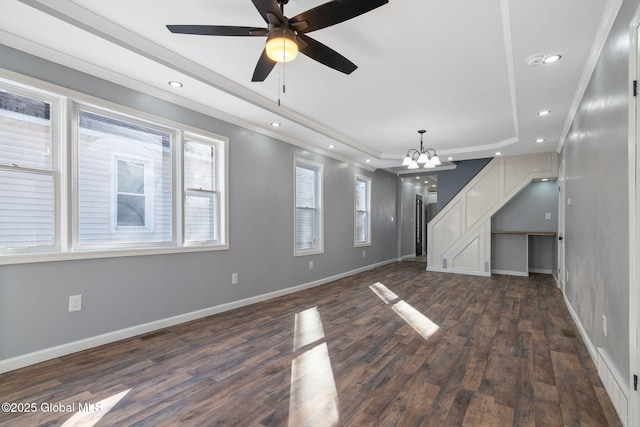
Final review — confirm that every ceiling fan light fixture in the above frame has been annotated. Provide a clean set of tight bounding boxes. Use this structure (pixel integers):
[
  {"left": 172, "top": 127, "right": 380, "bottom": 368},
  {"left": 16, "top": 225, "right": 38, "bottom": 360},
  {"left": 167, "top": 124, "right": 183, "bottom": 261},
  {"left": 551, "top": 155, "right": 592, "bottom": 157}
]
[{"left": 266, "top": 28, "right": 298, "bottom": 63}]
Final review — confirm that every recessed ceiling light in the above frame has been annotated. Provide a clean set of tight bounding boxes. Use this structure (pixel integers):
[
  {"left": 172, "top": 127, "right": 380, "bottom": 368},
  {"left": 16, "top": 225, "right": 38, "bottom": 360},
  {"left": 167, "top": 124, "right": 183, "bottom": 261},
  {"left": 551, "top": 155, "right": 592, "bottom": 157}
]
[
  {"left": 495, "top": 152, "right": 502, "bottom": 156},
  {"left": 432, "top": 184, "right": 436, "bottom": 188},
  {"left": 447, "top": 157, "right": 453, "bottom": 161},
  {"left": 424, "top": 181, "right": 428, "bottom": 184},
  {"left": 168, "top": 80, "right": 183, "bottom": 88},
  {"left": 538, "top": 110, "right": 551, "bottom": 116},
  {"left": 535, "top": 138, "right": 545, "bottom": 143},
  {"left": 541, "top": 178, "right": 549, "bottom": 182},
  {"left": 543, "top": 54, "right": 562, "bottom": 64},
  {"left": 271, "top": 122, "right": 281, "bottom": 127},
  {"left": 365, "top": 159, "right": 371, "bottom": 163},
  {"left": 328, "top": 144, "right": 335, "bottom": 149}
]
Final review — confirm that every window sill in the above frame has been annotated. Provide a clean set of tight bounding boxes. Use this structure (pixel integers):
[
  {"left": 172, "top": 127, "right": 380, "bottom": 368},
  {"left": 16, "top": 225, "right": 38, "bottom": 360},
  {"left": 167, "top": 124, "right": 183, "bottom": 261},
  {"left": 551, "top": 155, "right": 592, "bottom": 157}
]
[
  {"left": 0, "top": 244, "right": 229, "bottom": 265},
  {"left": 294, "top": 248, "right": 324, "bottom": 257}
]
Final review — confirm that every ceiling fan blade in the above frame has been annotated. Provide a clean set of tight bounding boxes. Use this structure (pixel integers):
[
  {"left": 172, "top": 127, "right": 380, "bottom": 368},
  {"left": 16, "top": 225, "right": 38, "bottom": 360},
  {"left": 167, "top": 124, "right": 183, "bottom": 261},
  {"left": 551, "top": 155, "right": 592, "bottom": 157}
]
[
  {"left": 167, "top": 25, "right": 268, "bottom": 36},
  {"left": 251, "top": 0, "right": 284, "bottom": 24},
  {"left": 252, "top": 49, "right": 277, "bottom": 82},
  {"left": 297, "top": 34, "right": 357, "bottom": 75},
  {"left": 290, "top": 0, "right": 388, "bottom": 34}
]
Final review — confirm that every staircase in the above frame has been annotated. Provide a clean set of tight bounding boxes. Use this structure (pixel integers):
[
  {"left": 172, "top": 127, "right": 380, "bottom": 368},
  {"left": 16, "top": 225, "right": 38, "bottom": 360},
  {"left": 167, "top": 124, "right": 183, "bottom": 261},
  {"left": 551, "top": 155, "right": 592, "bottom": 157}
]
[{"left": 426, "top": 152, "right": 558, "bottom": 276}]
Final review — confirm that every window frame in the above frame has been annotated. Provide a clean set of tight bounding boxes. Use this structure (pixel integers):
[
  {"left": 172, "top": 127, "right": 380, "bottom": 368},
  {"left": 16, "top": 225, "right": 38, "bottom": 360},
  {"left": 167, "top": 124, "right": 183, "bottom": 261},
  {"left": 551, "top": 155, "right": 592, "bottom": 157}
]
[
  {"left": 354, "top": 174, "right": 372, "bottom": 247},
  {"left": 0, "top": 81, "right": 62, "bottom": 256},
  {"left": 182, "top": 131, "right": 227, "bottom": 247},
  {"left": 0, "top": 71, "right": 229, "bottom": 265},
  {"left": 294, "top": 157, "right": 324, "bottom": 257},
  {"left": 72, "top": 102, "right": 176, "bottom": 250}
]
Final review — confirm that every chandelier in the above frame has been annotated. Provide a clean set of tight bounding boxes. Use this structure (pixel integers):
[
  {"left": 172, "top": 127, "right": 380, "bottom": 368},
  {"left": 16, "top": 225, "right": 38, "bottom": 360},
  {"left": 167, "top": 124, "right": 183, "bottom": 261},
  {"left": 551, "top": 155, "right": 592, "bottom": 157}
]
[{"left": 402, "top": 130, "right": 441, "bottom": 169}]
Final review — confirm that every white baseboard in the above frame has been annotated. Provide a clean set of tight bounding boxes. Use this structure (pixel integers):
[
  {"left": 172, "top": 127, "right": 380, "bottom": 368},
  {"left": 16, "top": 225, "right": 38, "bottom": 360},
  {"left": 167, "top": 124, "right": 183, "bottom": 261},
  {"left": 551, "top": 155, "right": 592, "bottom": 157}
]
[
  {"left": 427, "top": 266, "right": 491, "bottom": 277},
  {"left": 563, "top": 295, "right": 629, "bottom": 426},
  {"left": 0, "top": 258, "right": 397, "bottom": 374},
  {"left": 491, "top": 269, "right": 529, "bottom": 277}
]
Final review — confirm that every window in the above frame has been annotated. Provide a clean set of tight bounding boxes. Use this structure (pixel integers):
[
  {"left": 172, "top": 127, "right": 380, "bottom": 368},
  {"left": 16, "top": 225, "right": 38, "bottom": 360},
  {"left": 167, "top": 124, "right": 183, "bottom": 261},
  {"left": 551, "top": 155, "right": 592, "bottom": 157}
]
[
  {"left": 355, "top": 174, "right": 371, "bottom": 246},
  {"left": 115, "top": 158, "right": 148, "bottom": 228},
  {"left": 0, "top": 88, "right": 56, "bottom": 253},
  {"left": 295, "top": 158, "right": 323, "bottom": 256},
  {"left": 183, "top": 135, "right": 221, "bottom": 245},
  {"left": 0, "top": 77, "right": 228, "bottom": 264},
  {"left": 76, "top": 108, "right": 171, "bottom": 248}
]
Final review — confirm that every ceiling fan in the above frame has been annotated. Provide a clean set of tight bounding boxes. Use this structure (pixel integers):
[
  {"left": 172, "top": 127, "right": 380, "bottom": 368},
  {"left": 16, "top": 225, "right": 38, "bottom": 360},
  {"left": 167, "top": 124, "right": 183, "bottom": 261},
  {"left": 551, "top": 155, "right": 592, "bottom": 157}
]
[{"left": 167, "top": 0, "right": 388, "bottom": 82}]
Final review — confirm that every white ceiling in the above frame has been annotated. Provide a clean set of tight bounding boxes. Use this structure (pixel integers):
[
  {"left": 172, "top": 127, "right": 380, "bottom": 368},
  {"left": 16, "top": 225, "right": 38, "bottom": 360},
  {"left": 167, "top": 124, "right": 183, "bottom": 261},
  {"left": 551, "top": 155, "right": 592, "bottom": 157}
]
[{"left": 0, "top": 0, "right": 621, "bottom": 172}]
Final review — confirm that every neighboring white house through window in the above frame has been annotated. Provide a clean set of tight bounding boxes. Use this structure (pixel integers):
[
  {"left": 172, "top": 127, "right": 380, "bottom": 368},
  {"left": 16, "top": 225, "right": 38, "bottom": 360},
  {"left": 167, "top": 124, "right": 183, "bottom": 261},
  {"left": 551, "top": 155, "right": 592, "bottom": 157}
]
[
  {"left": 294, "top": 158, "right": 323, "bottom": 256},
  {"left": 355, "top": 174, "right": 372, "bottom": 246},
  {"left": 76, "top": 108, "right": 171, "bottom": 248},
  {"left": 115, "top": 158, "right": 148, "bottom": 228}
]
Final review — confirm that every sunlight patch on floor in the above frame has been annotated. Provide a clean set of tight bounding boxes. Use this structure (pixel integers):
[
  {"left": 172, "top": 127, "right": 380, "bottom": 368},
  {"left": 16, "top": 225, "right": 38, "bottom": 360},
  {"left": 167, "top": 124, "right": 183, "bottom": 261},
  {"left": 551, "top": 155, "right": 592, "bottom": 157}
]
[
  {"left": 369, "top": 282, "right": 439, "bottom": 341},
  {"left": 289, "top": 308, "right": 339, "bottom": 427},
  {"left": 293, "top": 306, "right": 326, "bottom": 352},
  {"left": 61, "top": 388, "right": 130, "bottom": 427},
  {"left": 289, "top": 343, "right": 339, "bottom": 427},
  {"left": 392, "top": 300, "right": 440, "bottom": 340},
  {"left": 369, "top": 282, "right": 399, "bottom": 304}
]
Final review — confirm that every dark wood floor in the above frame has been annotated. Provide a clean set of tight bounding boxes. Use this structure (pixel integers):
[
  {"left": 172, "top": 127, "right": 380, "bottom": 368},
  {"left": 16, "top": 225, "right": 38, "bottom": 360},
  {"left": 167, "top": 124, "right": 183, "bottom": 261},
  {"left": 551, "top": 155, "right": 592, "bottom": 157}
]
[{"left": 0, "top": 262, "right": 622, "bottom": 426}]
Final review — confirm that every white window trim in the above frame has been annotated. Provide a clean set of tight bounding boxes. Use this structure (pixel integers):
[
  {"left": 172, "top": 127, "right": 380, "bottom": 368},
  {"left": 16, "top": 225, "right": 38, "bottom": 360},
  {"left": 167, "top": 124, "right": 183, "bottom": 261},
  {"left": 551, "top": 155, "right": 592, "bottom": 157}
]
[
  {"left": 182, "top": 131, "right": 227, "bottom": 247},
  {"left": 294, "top": 157, "right": 324, "bottom": 257},
  {"left": 0, "top": 71, "right": 229, "bottom": 265},
  {"left": 354, "top": 174, "right": 372, "bottom": 247}
]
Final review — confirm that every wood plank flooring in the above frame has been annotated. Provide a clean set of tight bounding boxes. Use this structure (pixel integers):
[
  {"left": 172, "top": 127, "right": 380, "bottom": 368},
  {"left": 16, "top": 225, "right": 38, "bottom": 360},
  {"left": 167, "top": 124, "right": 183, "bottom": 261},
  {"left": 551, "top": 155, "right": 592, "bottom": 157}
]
[{"left": 0, "top": 262, "right": 623, "bottom": 426}]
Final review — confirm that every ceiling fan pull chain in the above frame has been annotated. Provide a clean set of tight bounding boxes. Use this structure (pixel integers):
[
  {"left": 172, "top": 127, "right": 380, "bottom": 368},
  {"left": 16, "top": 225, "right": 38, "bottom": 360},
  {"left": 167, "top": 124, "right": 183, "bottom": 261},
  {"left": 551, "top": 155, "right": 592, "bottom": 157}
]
[{"left": 277, "top": 69, "right": 281, "bottom": 107}]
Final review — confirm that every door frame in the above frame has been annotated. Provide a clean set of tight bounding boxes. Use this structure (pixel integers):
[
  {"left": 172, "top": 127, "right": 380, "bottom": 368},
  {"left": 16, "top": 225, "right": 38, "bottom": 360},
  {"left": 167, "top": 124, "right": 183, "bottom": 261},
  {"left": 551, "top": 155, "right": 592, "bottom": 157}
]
[
  {"left": 415, "top": 195, "right": 423, "bottom": 256},
  {"left": 557, "top": 159, "right": 566, "bottom": 294},
  {"left": 628, "top": 6, "right": 640, "bottom": 425}
]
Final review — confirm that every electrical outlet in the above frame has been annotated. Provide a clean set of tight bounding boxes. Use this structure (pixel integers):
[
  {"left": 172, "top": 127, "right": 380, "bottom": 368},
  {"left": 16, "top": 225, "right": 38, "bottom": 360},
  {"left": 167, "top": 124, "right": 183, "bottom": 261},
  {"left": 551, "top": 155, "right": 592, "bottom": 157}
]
[
  {"left": 69, "top": 294, "right": 82, "bottom": 312},
  {"left": 232, "top": 273, "right": 238, "bottom": 285},
  {"left": 602, "top": 314, "right": 607, "bottom": 336},
  {"left": 545, "top": 212, "right": 551, "bottom": 220},
  {"left": 309, "top": 260, "right": 313, "bottom": 270}
]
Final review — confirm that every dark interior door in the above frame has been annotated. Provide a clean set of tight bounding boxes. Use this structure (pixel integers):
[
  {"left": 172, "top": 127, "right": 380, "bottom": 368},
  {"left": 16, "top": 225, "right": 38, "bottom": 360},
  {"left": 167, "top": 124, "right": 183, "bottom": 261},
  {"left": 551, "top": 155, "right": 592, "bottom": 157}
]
[{"left": 416, "top": 197, "right": 423, "bottom": 256}]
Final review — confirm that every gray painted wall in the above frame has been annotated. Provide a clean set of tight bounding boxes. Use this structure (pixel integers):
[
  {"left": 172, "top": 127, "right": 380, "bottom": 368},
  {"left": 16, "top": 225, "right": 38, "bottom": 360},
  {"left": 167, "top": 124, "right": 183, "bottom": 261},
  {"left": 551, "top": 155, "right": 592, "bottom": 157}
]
[
  {"left": 559, "top": 0, "right": 637, "bottom": 389},
  {"left": 0, "top": 46, "right": 398, "bottom": 360},
  {"left": 491, "top": 181, "right": 558, "bottom": 274},
  {"left": 492, "top": 181, "right": 558, "bottom": 233}
]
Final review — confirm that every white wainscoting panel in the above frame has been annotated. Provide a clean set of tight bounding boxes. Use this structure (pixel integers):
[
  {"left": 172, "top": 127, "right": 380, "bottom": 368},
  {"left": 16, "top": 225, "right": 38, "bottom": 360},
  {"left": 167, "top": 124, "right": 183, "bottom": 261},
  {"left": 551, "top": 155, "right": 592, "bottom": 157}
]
[{"left": 427, "top": 153, "right": 558, "bottom": 276}]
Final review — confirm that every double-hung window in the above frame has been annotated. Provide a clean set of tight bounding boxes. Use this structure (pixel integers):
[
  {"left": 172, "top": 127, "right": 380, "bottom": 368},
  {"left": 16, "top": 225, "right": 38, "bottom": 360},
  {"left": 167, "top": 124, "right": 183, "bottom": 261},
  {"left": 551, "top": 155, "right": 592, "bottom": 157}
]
[
  {"left": 355, "top": 174, "right": 372, "bottom": 246},
  {"left": 0, "top": 88, "right": 57, "bottom": 254},
  {"left": 183, "top": 134, "right": 222, "bottom": 245},
  {"left": 294, "top": 158, "right": 323, "bottom": 256}
]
